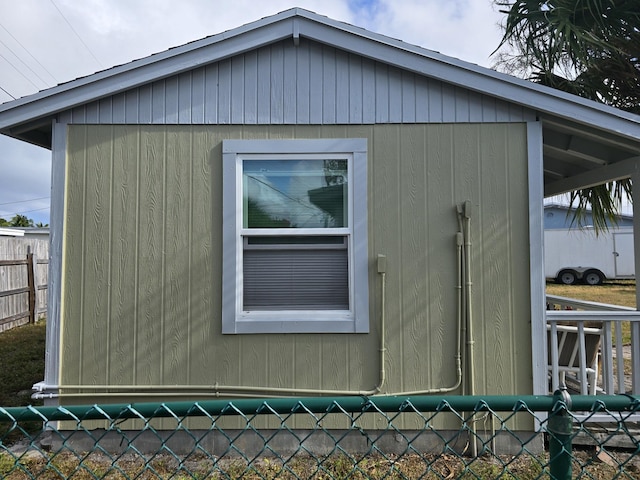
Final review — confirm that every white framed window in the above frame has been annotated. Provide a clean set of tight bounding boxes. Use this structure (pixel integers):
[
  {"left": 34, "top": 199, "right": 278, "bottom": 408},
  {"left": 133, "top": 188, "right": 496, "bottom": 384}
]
[{"left": 222, "top": 138, "right": 369, "bottom": 334}]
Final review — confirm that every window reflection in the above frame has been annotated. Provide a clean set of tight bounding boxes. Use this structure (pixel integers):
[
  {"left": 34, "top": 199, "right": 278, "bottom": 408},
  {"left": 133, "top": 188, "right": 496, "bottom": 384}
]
[{"left": 243, "top": 159, "right": 347, "bottom": 228}]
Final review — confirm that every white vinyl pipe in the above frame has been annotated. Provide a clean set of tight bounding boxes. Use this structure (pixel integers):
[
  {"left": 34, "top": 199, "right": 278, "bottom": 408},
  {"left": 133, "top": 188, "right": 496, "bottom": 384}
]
[{"left": 464, "top": 201, "right": 479, "bottom": 457}]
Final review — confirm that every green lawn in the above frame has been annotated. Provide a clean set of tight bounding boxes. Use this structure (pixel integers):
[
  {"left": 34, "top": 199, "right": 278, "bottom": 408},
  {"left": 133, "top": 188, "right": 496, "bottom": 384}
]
[
  {"left": 546, "top": 279, "right": 636, "bottom": 308},
  {"left": 0, "top": 321, "right": 45, "bottom": 407},
  {"left": 0, "top": 321, "right": 46, "bottom": 441},
  {"left": 546, "top": 280, "right": 636, "bottom": 344}
]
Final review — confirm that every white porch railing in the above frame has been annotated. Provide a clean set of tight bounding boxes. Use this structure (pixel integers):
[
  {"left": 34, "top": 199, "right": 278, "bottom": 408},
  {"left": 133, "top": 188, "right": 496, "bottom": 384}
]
[{"left": 546, "top": 295, "right": 640, "bottom": 396}]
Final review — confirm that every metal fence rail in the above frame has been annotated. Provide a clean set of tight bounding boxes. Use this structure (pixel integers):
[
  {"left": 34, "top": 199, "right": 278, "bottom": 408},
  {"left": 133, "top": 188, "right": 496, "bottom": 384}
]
[{"left": 1, "top": 392, "right": 640, "bottom": 479}]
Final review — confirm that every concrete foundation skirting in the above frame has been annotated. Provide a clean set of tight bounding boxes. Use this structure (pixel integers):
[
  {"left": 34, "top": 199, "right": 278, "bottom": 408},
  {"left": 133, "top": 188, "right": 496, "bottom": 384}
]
[{"left": 41, "top": 429, "right": 544, "bottom": 457}]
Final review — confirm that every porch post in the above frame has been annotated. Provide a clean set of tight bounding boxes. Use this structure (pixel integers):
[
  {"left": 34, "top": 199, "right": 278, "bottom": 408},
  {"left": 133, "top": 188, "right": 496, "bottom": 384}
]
[
  {"left": 527, "top": 121, "right": 546, "bottom": 395},
  {"left": 631, "top": 169, "right": 640, "bottom": 394},
  {"left": 43, "top": 117, "right": 67, "bottom": 405}
]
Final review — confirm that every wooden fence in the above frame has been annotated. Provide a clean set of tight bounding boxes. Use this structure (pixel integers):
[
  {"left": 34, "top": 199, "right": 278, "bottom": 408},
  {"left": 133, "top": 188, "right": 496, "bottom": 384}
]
[{"left": 0, "top": 235, "right": 49, "bottom": 333}]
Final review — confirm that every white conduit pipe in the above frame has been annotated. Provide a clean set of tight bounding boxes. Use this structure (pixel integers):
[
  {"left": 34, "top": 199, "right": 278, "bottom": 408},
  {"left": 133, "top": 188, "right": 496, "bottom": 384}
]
[
  {"left": 464, "top": 201, "right": 478, "bottom": 458},
  {"left": 456, "top": 205, "right": 467, "bottom": 398},
  {"left": 457, "top": 201, "right": 478, "bottom": 457}
]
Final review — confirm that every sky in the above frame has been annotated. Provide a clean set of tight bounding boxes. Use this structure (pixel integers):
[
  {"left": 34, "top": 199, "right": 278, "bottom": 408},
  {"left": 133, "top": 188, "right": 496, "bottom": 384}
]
[{"left": 0, "top": 0, "right": 511, "bottom": 225}]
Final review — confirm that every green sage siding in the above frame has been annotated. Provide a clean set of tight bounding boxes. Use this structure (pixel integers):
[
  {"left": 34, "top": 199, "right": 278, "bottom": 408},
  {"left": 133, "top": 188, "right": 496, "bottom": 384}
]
[{"left": 61, "top": 123, "right": 531, "bottom": 405}]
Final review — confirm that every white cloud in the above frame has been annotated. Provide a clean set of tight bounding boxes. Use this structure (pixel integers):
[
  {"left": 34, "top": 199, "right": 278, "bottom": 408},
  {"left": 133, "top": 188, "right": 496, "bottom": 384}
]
[{"left": 371, "top": 0, "right": 503, "bottom": 65}]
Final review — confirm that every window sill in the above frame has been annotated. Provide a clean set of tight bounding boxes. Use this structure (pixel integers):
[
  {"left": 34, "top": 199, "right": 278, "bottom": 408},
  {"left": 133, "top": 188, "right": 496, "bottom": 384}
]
[{"left": 224, "top": 311, "right": 362, "bottom": 334}]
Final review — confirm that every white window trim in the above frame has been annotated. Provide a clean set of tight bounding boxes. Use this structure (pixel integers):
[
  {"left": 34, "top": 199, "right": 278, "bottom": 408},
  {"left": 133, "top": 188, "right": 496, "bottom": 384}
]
[{"left": 222, "top": 138, "right": 369, "bottom": 334}]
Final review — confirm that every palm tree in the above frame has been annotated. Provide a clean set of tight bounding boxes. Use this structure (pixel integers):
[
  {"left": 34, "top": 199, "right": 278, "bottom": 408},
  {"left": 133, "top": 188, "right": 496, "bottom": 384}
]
[
  {"left": 494, "top": 0, "right": 640, "bottom": 229},
  {"left": 9, "top": 214, "right": 34, "bottom": 227}
]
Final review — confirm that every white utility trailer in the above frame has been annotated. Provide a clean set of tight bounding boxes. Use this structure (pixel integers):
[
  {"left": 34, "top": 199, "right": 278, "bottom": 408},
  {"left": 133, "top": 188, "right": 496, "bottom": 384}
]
[{"left": 544, "top": 227, "right": 635, "bottom": 285}]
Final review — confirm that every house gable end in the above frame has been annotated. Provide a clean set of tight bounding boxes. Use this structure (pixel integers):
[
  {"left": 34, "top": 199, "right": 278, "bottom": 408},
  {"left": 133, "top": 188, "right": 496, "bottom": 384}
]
[{"left": 58, "top": 38, "right": 535, "bottom": 127}]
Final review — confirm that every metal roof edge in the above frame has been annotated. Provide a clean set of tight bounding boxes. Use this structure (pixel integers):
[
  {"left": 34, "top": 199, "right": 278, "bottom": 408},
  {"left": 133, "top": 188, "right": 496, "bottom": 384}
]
[{"left": 0, "top": 227, "right": 25, "bottom": 237}]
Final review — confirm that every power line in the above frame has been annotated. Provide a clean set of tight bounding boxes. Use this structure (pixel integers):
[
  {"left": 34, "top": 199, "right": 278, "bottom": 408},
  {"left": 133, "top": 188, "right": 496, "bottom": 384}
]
[
  {"left": 0, "top": 36, "right": 52, "bottom": 89},
  {"left": 0, "top": 206, "right": 50, "bottom": 217},
  {"left": 0, "top": 84, "right": 15, "bottom": 100},
  {"left": 49, "top": 0, "right": 103, "bottom": 69},
  {"left": 0, "top": 51, "right": 41, "bottom": 90},
  {"left": 0, "top": 196, "right": 50, "bottom": 207},
  {"left": 0, "top": 23, "right": 58, "bottom": 85}
]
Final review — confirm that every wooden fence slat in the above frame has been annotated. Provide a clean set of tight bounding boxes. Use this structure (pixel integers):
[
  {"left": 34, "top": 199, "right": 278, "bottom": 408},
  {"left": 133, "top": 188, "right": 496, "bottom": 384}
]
[
  {"left": 0, "top": 259, "right": 29, "bottom": 266},
  {"left": 0, "top": 238, "right": 49, "bottom": 332},
  {"left": 0, "top": 311, "right": 30, "bottom": 326},
  {"left": 27, "top": 250, "right": 35, "bottom": 324},
  {"left": 0, "top": 287, "right": 30, "bottom": 298}
]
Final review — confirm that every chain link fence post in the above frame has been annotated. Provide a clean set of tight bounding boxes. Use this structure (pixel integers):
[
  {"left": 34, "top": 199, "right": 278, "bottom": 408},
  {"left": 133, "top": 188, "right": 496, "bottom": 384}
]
[{"left": 548, "top": 386, "right": 572, "bottom": 480}]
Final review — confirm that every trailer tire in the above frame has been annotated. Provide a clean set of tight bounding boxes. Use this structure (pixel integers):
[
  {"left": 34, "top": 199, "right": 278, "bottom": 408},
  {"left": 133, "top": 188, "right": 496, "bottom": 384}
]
[
  {"left": 557, "top": 270, "right": 578, "bottom": 285},
  {"left": 584, "top": 270, "right": 604, "bottom": 286}
]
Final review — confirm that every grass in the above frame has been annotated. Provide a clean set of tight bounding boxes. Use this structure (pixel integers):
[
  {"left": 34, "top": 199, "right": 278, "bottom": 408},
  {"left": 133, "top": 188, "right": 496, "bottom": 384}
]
[
  {"left": 0, "top": 321, "right": 46, "bottom": 441},
  {"left": 0, "top": 321, "right": 46, "bottom": 407},
  {"left": 0, "top": 450, "right": 621, "bottom": 479},
  {"left": 545, "top": 279, "right": 636, "bottom": 308}
]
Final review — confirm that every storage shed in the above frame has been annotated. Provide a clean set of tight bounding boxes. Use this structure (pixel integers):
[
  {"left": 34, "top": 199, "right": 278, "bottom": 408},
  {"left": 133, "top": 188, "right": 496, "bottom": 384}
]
[{"left": 1, "top": 8, "right": 640, "bottom": 407}]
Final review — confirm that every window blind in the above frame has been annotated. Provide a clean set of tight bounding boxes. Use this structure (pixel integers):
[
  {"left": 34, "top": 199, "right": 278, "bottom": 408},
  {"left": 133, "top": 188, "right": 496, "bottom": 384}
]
[{"left": 243, "top": 246, "right": 349, "bottom": 310}]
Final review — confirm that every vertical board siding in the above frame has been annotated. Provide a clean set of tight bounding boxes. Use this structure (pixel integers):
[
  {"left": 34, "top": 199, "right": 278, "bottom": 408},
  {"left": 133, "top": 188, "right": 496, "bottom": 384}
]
[
  {"left": 85, "top": 125, "right": 112, "bottom": 386},
  {"left": 62, "top": 39, "right": 535, "bottom": 126},
  {"left": 109, "top": 126, "right": 138, "bottom": 386},
  {"left": 136, "top": 128, "right": 164, "bottom": 384},
  {"left": 62, "top": 123, "right": 531, "bottom": 411}
]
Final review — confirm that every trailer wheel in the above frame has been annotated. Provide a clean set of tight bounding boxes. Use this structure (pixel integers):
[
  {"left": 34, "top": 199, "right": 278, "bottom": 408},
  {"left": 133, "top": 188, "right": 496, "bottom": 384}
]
[
  {"left": 584, "top": 270, "right": 604, "bottom": 286},
  {"left": 557, "top": 270, "right": 578, "bottom": 285}
]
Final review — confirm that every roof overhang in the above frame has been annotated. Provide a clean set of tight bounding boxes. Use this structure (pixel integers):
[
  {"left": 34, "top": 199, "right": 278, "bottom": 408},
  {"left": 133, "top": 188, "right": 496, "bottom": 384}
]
[{"left": 1, "top": 8, "right": 639, "bottom": 195}]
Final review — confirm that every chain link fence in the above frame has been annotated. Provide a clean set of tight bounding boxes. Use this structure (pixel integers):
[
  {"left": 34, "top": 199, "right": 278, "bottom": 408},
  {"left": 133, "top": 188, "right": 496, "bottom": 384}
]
[{"left": 1, "top": 392, "right": 640, "bottom": 479}]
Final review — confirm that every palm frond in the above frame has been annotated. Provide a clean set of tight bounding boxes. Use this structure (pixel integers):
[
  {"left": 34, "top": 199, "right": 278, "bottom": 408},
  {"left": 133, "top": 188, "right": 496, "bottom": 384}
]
[
  {"left": 567, "top": 179, "right": 632, "bottom": 234},
  {"left": 494, "top": 1, "right": 639, "bottom": 232}
]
